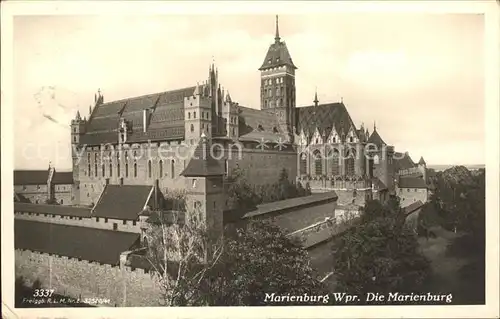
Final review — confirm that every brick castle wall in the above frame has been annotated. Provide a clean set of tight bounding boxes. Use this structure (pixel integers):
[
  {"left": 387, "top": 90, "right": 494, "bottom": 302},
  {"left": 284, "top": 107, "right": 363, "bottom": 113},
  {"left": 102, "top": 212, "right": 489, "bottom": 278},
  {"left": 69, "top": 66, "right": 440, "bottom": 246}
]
[{"left": 16, "top": 249, "right": 162, "bottom": 307}]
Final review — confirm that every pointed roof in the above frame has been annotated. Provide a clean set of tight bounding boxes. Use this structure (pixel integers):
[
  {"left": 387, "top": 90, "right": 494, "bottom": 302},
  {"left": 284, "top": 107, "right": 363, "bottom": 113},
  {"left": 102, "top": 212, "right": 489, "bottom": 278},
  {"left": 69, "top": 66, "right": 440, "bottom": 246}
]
[
  {"left": 367, "top": 128, "right": 386, "bottom": 146},
  {"left": 181, "top": 137, "right": 224, "bottom": 177},
  {"left": 296, "top": 102, "right": 357, "bottom": 141},
  {"left": 259, "top": 16, "right": 297, "bottom": 70},
  {"left": 418, "top": 156, "right": 426, "bottom": 165}
]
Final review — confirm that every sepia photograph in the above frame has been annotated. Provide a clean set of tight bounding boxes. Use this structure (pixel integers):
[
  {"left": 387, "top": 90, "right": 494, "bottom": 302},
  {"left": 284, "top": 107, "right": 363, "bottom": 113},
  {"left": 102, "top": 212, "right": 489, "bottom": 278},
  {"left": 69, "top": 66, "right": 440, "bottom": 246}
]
[{"left": 2, "top": 1, "right": 499, "bottom": 318}]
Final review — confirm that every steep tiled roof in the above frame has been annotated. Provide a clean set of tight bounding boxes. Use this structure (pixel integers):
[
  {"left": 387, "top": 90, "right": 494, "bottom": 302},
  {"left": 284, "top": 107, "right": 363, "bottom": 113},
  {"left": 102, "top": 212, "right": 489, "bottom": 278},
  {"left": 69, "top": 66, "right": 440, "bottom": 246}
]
[
  {"left": 367, "top": 129, "right": 386, "bottom": 146},
  {"left": 259, "top": 41, "right": 297, "bottom": 70},
  {"left": 92, "top": 185, "right": 154, "bottom": 220},
  {"left": 243, "top": 191, "right": 338, "bottom": 219},
  {"left": 238, "top": 106, "right": 281, "bottom": 136},
  {"left": 393, "top": 152, "right": 416, "bottom": 171},
  {"left": 14, "top": 202, "right": 92, "bottom": 217},
  {"left": 15, "top": 219, "right": 139, "bottom": 265},
  {"left": 181, "top": 139, "right": 224, "bottom": 177},
  {"left": 418, "top": 156, "right": 426, "bottom": 165},
  {"left": 52, "top": 171, "right": 73, "bottom": 185},
  {"left": 80, "top": 87, "right": 196, "bottom": 145},
  {"left": 14, "top": 170, "right": 48, "bottom": 185},
  {"left": 398, "top": 177, "right": 427, "bottom": 189},
  {"left": 296, "top": 103, "right": 356, "bottom": 140}
]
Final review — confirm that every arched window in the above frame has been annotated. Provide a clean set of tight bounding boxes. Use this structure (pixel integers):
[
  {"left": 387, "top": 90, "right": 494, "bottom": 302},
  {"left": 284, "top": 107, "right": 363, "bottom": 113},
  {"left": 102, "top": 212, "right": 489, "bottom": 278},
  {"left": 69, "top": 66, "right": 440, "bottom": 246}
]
[
  {"left": 190, "top": 124, "right": 194, "bottom": 132},
  {"left": 102, "top": 163, "right": 105, "bottom": 177},
  {"left": 117, "top": 162, "right": 121, "bottom": 177},
  {"left": 224, "top": 160, "right": 228, "bottom": 176},
  {"left": 171, "top": 159, "right": 175, "bottom": 178},
  {"left": 125, "top": 162, "right": 129, "bottom": 177},
  {"left": 95, "top": 163, "right": 98, "bottom": 177},
  {"left": 109, "top": 163, "right": 113, "bottom": 177},
  {"left": 88, "top": 164, "right": 91, "bottom": 176},
  {"left": 329, "top": 149, "right": 340, "bottom": 176},
  {"left": 299, "top": 153, "right": 307, "bottom": 175},
  {"left": 374, "top": 154, "right": 380, "bottom": 165},
  {"left": 313, "top": 150, "right": 322, "bottom": 176},
  {"left": 188, "top": 112, "right": 191, "bottom": 119},
  {"left": 265, "top": 100, "right": 268, "bottom": 108},
  {"left": 346, "top": 148, "right": 356, "bottom": 176},
  {"left": 194, "top": 112, "right": 197, "bottom": 119},
  {"left": 148, "top": 160, "right": 152, "bottom": 178},
  {"left": 60, "top": 199, "right": 63, "bottom": 204},
  {"left": 159, "top": 160, "right": 163, "bottom": 177},
  {"left": 134, "top": 162, "right": 138, "bottom": 178}
]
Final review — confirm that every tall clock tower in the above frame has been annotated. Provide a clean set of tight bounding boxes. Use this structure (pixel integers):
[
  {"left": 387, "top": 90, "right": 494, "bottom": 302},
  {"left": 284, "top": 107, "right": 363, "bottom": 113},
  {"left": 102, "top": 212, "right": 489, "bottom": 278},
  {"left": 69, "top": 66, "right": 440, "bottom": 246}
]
[{"left": 259, "top": 15, "right": 297, "bottom": 141}]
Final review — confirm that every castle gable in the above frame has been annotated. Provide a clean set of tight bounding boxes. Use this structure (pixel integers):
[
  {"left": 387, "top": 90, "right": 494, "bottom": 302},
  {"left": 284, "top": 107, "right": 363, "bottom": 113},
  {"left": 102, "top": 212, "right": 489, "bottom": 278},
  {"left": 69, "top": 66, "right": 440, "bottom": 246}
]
[{"left": 297, "top": 103, "right": 356, "bottom": 142}]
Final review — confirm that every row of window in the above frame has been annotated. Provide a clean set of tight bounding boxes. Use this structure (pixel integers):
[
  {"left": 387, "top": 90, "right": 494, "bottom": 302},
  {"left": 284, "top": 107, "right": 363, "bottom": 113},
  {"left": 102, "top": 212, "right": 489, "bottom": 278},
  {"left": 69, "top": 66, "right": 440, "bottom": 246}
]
[
  {"left": 187, "top": 111, "right": 210, "bottom": 120},
  {"left": 300, "top": 157, "right": 356, "bottom": 176},
  {"left": 263, "top": 77, "right": 290, "bottom": 86},
  {"left": 86, "top": 159, "right": 177, "bottom": 179}
]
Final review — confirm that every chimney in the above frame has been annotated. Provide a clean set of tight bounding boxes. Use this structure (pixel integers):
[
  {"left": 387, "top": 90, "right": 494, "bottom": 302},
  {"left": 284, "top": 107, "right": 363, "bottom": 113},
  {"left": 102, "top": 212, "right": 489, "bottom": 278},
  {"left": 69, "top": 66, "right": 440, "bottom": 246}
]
[{"left": 143, "top": 109, "right": 148, "bottom": 133}]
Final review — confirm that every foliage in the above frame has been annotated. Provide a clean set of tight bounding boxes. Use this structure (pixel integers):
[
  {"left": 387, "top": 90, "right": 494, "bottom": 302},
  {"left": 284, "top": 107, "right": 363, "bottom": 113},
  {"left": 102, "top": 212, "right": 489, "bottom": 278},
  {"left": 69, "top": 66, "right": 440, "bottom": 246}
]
[
  {"left": 203, "top": 220, "right": 324, "bottom": 306},
  {"left": 332, "top": 199, "right": 431, "bottom": 297},
  {"left": 145, "top": 210, "right": 223, "bottom": 306},
  {"left": 146, "top": 216, "right": 323, "bottom": 306},
  {"left": 227, "top": 168, "right": 311, "bottom": 210}
]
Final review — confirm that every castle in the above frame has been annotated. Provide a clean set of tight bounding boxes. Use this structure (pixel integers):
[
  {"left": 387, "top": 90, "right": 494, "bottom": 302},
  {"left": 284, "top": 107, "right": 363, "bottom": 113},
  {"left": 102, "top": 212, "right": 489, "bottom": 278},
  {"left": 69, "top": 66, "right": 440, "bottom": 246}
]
[{"left": 14, "top": 16, "right": 433, "bottom": 306}]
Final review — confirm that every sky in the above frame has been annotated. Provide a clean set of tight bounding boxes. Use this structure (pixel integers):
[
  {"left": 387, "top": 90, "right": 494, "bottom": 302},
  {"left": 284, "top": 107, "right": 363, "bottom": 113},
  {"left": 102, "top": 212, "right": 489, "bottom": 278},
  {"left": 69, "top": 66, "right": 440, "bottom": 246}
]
[{"left": 12, "top": 13, "right": 485, "bottom": 170}]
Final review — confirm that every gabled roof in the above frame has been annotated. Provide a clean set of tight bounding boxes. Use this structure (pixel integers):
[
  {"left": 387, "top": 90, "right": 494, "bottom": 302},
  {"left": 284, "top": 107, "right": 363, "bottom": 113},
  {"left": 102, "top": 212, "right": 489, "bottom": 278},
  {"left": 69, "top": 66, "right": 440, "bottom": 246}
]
[
  {"left": 181, "top": 139, "right": 224, "bottom": 177},
  {"left": 418, "top": 156, "right": 426, "bottom": 165},
  {"left": 238, "top": 106, "right": 282, "bottom": 136},
  {"left": 398, "top": 176, "right": 427, "bottom": 189},
  {"left": 393, "top": 152, "right": 416, "bottom": 171},
  {"left": 52, "top": 171, "right": 73, "bottom": 185},
  {"left": 14, "top": 202, "right": 92, "bottom": 217},
  {"left": 296, "top": 103, "right": 356, "bottom": 140},
  {"left": 15, "top": 219, "right": 139, "bottom": 265},
  {"left": 259, "top": 41, "right": 297, "bottom": 70},
  {"left": 14, "top": 170, "right": 48, "bottom": 185},
  {"left": 92, "top": 185, "right": 154, "bottom": 220},
  {"left": 367, "top": 129, "right": 386, "bottom": 146}
]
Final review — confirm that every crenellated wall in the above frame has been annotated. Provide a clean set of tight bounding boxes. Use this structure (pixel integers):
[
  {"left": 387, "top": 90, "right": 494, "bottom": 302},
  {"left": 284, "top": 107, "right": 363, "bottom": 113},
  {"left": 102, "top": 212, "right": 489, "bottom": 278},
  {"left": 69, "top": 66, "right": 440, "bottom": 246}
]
[{"left": 15, "top": 249, "right": 162, "bottom": 307}]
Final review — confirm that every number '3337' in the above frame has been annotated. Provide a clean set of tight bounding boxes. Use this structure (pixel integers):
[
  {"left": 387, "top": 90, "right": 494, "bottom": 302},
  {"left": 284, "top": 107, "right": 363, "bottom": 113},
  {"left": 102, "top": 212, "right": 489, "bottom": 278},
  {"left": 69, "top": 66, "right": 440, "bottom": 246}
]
[{"left": 33, "top": 289, "right": 54, "bottom": 297}]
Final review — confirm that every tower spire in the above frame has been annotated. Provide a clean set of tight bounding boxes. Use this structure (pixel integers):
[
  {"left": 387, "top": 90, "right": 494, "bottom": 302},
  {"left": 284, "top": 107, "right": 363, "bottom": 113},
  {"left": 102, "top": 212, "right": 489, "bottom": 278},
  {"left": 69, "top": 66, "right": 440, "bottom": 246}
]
[
  {"left": 275, "top": 15, "right": 280, "bottom": 43},
  {"left": 313, "top": 87, "right": 319, "bottom": 107},
  {"left": 374, "top": 121, "right": 377, "bottom": 131}
]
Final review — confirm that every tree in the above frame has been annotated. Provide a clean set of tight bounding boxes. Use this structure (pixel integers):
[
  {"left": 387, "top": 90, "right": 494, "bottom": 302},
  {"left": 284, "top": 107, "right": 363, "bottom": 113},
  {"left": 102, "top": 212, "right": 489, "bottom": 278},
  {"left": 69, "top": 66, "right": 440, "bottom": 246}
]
[
  {"left": 144, "top": 209, "right": 223, "bottom": 306},
  {"left": 204, "top": 220, "right": 325, "bottom": 306},
  {"left": 332, "top": 200, "right": 431, "bottom": 298}
]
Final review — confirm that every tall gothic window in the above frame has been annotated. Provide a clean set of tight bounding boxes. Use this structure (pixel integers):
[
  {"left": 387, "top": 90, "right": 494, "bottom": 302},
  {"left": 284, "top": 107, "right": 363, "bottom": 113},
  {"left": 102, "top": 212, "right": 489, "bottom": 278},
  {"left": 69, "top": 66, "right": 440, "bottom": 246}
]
[
  {"left": 125, "top": 163, "right": 129, "bottom": 177},
  {"left": 300, "top": 153, "right": 307, "bottom": 175},
  {"left": 190, "top": 124, "right": 194, "bottom": 132},
  {"left": 134, "top": 162, "right": 138, "bottom": 178},
  {"left": 171, "top": 160, "right": 175, "bottom": 178},
  {"left": 94, "top": 153, "right": 98, "bottom": 177},
  {"left": 102, "top": 163, "right": 105, "bottom": 177},
  {"left": 109, "top": 163, "right": 113, "bottom": 177},
  {"left": 346, "top": 148, "right": 356, "bottom": 176},
  {"left": 117, "top": 162, "right": 121, "bottom": 177},
  {"left": 330, "top": 149, "right": 340, "bottom": 176},
  {"left": 159, "top": 160, "right": 163, "bottom": 177},
  {"left": 148, "top": 160, "right": 152, "bottom": 178},
  {"left": 313, "top": 150, "right": 322, "bottom": 176}
]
